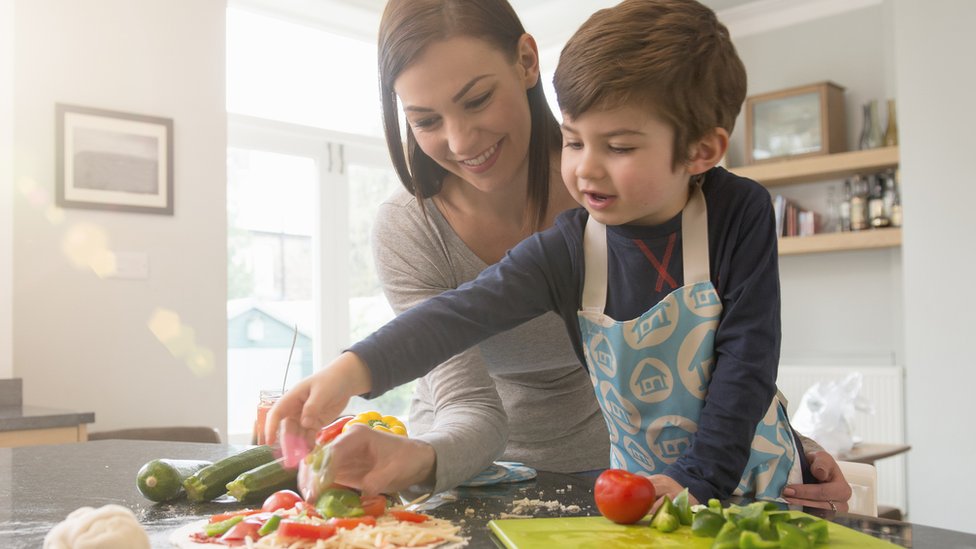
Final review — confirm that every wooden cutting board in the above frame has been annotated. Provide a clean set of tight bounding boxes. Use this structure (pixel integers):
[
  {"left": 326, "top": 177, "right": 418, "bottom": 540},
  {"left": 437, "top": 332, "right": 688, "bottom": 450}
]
[{"left": 488, "top": 512, "right": 900, "bottom": 549}]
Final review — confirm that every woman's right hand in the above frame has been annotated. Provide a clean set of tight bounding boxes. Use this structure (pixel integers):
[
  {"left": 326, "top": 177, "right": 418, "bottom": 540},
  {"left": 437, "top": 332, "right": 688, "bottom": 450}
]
[
  {"left": 324, "top": 424, "right": 437, "bottom": 496},
  {"left": 264, "top": 351, "right": 373, "bottom": 445}
]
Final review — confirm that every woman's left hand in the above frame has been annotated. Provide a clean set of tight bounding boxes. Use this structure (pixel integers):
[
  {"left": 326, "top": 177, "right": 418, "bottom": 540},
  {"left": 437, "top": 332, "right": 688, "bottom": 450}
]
[{"left": 782, "top": 451, "right": 852, "bottom": 512}]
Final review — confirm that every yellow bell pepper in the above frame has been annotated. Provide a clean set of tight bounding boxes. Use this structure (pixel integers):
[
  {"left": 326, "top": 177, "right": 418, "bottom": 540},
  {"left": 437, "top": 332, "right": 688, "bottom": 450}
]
[{"left": 342, "top": 410, "right": 407, "bottom": 436}]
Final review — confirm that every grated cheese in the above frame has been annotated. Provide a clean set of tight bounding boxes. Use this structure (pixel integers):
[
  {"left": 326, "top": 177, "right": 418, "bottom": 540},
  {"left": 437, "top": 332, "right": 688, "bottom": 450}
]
[{"left": 231, "top": 508, "right": 466, "bottom": 549}]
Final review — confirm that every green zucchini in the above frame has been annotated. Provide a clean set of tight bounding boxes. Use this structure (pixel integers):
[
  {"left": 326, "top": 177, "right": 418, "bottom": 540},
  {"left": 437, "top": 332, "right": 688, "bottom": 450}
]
[
  {"left": 183, "top": 445, "right": 276, "bottom": 502},
  {"left": 136, "top": 458, "right": 212, "bottom": 502},
  {"left": 226, "top": 457, "right": 298, "bottom": 503}
]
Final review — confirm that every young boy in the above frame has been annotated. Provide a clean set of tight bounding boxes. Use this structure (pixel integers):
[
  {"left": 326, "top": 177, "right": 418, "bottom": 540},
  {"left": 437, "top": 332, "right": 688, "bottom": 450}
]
[{"left": 269, "top": 0, "right": 810, "bottom": 504}]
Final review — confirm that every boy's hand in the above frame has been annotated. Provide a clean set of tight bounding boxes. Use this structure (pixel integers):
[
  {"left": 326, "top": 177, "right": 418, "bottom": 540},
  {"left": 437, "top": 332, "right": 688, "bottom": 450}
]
[
  {"left": 264, "top": 352, "right": 373, "bottom": 445},
  {"left": 648, "top": 474, "right": 698, "bottom": 513}
]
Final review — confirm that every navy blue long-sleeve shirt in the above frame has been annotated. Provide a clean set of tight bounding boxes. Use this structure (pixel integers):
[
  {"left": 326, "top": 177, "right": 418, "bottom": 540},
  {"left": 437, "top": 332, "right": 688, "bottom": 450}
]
[{"left": 350, "top": 166, "right": 782, "bottom": 502}]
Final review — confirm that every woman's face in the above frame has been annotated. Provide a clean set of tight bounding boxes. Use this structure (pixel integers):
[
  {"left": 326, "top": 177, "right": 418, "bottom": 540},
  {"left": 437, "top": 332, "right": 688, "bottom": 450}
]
[{"left": 394, "top": 35, "right": 539, "bottom": 194}]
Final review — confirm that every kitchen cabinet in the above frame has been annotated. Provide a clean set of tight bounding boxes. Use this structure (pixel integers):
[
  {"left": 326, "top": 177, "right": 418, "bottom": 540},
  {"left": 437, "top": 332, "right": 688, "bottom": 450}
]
[
  {"left": 0, "top": 378, "right": 94, "bottom": 447},
  {"left": 734, "top": 146, "right": 901, "bottom": 255}
]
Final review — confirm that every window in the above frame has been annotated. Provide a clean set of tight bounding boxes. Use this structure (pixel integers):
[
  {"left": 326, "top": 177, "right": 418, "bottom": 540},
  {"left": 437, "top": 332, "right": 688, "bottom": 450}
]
[{"left": 226, "top": 6, "right": 410, "bottom": 443}]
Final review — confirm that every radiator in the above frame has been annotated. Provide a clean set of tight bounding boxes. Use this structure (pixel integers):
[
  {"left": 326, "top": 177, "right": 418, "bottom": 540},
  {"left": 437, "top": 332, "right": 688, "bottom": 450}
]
[{"left": 777, "top": 365, "right": 906, "bottom": 514}]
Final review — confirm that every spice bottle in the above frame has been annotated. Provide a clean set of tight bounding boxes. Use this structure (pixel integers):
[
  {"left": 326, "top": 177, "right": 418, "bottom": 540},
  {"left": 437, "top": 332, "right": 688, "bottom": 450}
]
[
  {"left": 869, "top": 174, "right": 889, "bottom": 228},
  {"left": 849, "top": 175, "right": 869, "bottom": 231}
]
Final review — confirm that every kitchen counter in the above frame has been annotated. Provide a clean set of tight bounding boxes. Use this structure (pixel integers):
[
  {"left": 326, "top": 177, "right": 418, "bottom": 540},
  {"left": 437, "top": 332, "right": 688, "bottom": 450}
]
[
  {"left": 0, "top": 378, "right": 95, "bottom": 447},
  {"left": 0, "top": 404, "right": 95, "bottom": 432},
  {"left": 2, "top": 440, "right": 974, "bottom": 548}
]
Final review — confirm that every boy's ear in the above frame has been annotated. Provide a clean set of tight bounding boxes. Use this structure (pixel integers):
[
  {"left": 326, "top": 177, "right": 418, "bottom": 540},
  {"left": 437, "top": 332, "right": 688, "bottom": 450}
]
[
  {"left": 516, "top": 33, "right": 541, "bottom": 90},
  {"left": 687, "top": 127, "right": 730, "bottom": 175}
]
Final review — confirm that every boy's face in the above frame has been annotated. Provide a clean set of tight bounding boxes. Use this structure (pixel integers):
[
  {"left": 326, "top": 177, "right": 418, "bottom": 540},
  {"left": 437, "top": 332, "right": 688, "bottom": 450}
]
[
  {"left": 560, "top": 105, "right": 693, "bottom": 227},
  {"left": 394, "top": 36, "right": 537, "bottom": 195}
]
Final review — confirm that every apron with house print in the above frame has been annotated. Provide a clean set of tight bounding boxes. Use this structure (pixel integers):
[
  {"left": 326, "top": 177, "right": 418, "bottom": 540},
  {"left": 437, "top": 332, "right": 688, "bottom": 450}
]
[{"left": 578, "top": 183, "right": 801, "bottom": 500}]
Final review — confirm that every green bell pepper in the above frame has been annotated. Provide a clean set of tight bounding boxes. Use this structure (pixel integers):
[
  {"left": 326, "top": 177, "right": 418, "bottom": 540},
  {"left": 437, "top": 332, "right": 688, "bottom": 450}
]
[{"left": 316, "top": 487, "right": 365, "bottom": 518}]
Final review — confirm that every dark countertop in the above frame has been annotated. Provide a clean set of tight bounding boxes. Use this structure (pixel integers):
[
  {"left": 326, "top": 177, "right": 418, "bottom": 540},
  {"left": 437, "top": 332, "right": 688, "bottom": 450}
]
[
  {"left": 0, "top": 404, "right": 95, "bottom": 432},
  {"left": 2, "top": 440, "right": 974, "bottom": 548}
]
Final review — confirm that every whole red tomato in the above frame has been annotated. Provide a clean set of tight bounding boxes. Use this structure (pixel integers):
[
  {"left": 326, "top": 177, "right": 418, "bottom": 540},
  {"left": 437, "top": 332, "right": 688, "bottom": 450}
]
[
  {"left": 262, "top": 489, "right": 303, "bottom": 513},
  {"left": 593, "top": 469, "right": 656, "bottom": 524}
]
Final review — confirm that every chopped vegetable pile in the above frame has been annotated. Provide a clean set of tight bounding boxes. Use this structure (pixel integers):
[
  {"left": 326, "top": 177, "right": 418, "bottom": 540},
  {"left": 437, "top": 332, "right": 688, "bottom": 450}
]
[{"left": 647, "top": 491, "right": 830, "bottom": 549}]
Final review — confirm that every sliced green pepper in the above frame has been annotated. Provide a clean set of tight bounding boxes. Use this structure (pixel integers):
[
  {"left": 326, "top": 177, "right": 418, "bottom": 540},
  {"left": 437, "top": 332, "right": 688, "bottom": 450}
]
[
  {"left": 691, "top": 509, "right": 726, "bottom": 537},
  {"left": 712, "top": 520, "right": 743, "bottom": 549},
  {"left": 776, "top": 521, "right": 813, "bottom": 549},
  {"left": 730, "top": 501, "right": 768, "bottom": 532},
  {"left": 203, "top": 515, "right": 244, "bottom": 537},
  {"left": 650, "top": 495, "right": 681, "bottom": 533},
  {"left": 739, "top": 530, "right": 780, "bottom": 549},
  {"left": 316, "top": 487, "right": 365, "bottom": 518},
  {"left": 673, "top": 488, "right": 694, "bottom": 526},
  {"left": 801, "top": 518, "right": 830, "bottom": 544},
  {"left": 257, "top": 514, "right": 282, "bottom": 536}
]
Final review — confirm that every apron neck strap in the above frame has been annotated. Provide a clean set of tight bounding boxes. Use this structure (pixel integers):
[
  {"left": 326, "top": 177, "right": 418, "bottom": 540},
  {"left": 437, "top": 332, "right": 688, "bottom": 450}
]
[
  {"left": 682, "top": 181, "right": 711, "bottom": 285},
  {"left": 581, "top": 181, "right": 711, "bottom": 313}
]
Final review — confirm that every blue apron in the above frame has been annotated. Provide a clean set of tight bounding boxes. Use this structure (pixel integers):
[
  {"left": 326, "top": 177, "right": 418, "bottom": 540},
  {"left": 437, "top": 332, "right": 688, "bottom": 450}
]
[{"left": 578, "top": 183, "right": 800, "bottom": 500}]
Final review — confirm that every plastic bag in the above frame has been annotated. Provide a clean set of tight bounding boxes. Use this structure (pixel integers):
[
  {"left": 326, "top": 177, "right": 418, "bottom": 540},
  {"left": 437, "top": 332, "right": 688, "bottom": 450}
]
[{"left": 791, "top": 372, "right": 874, "bottom": 456}]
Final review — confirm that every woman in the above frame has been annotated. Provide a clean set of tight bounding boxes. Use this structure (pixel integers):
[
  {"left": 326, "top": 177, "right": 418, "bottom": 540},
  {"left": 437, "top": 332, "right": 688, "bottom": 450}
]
[{"left": 273, "top": 0, "right": 852, "bottom": 511}]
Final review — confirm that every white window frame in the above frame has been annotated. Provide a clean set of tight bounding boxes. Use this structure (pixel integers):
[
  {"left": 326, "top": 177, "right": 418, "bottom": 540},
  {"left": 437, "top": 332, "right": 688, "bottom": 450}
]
[{"left": 228, "top": 113, "right": 391, "bottom": 365}]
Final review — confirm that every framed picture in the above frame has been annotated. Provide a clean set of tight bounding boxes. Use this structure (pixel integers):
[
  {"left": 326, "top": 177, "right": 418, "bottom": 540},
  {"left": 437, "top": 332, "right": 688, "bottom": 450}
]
[
  {"left": 744, "top": 81, "right": 847, "bottom": 165},
  {"left": 56, "top": 104, "right": 173, "bottom": 215}
]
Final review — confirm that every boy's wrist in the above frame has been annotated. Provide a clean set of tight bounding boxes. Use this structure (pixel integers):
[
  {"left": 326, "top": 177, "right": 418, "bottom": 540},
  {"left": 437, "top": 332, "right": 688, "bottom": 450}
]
[{"left": 338, "top": 351, "right": 373, "bottom": 396}]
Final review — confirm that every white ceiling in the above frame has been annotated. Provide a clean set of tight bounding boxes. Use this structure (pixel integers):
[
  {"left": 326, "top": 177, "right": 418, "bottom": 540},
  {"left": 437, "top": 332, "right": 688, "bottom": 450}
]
[{"left": 234, "top": 0, "right": 880, "bottom": 48}]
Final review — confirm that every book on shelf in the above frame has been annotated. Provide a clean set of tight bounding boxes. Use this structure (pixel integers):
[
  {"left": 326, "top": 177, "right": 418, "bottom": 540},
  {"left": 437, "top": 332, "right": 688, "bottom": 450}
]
[{"left": 772, "top": 194, "right": 820, "bottom": 238}]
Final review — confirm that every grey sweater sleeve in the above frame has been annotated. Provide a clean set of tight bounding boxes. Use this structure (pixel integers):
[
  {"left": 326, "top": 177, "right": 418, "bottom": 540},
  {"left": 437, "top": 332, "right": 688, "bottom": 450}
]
[{"left": 369, "top": 192, "right": 507, "bottom": 493}]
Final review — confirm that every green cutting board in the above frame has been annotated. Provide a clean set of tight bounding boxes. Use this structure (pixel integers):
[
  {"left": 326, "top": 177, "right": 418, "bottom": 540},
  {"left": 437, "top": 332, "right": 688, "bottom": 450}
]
[{"left": 489, "top": 512, "right": 900, "bottom": 549}]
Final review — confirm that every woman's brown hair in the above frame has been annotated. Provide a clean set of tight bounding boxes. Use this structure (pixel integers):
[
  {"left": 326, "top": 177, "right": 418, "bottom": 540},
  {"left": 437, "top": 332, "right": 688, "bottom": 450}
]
[{"left": 378, "top": 0, "right": 562, "bottom": 230}]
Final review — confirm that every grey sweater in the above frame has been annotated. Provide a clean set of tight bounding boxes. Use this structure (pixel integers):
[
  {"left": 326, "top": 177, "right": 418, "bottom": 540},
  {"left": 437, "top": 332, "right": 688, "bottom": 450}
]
[{"left": 371, "top": 189, "right": 610, "bottom": 493}]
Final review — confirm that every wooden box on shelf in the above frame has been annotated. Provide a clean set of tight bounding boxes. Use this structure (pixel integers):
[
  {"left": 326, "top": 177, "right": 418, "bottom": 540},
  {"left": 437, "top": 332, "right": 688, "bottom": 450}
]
[{"left": 744, "top": 81, "right": 847, "bottom": 165}]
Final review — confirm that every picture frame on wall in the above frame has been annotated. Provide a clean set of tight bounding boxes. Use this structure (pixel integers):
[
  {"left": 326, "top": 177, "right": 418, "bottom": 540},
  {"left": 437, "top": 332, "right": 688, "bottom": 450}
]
[
  {"left": 744, "top": 81, "right": 847, "bottom": 165},
  {"left": 56, "top": 103, "right": 173, "bottom": 215}
]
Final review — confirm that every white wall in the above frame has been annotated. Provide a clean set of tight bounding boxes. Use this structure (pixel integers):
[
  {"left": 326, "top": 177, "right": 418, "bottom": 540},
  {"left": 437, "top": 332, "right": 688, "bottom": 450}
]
[
  {"left": 1, "top": 0, "right": 13, "bottom": 380},
  {"left": 894, "top": 0, "right": 976, "bottom": 533},
  {"left": 731, "top": 5, "right": 904, "bottom": 365},
  {"left": 12, "top": 0, "right": 227, "bottom": 435},
  {"left": 728, "top": 0, "right": 976, "bottom": 533}
]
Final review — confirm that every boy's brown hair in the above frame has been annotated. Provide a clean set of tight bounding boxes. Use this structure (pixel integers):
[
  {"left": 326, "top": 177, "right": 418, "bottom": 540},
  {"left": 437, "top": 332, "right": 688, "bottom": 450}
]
[{"left": 553, "top": 0, "right": 746, "bottom": 169}]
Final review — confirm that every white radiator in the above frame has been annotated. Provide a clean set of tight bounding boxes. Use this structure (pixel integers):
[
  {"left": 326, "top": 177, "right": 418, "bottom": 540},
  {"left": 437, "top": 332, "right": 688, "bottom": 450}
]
[{"left": 777, "top": 365, "right": 906, "bottom": 514}]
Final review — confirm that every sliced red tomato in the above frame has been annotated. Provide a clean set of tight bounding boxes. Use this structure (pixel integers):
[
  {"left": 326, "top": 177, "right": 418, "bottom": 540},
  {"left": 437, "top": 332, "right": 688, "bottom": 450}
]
[
  {"left": 328, "top": 516, "right": 377, "bottom": 530},
  {"left": 277, "top": 520, "right": 337, "bottom": 541},
  {"left": 261, "top": 489, "right": 303, "bottom": 513},
  {"left": 360, "top": 494, "right": 387, "bottom": 517},
  {"left": 315, "top": 416, "right": 354, "bottom": 446},
  {"left": 389, "top": 509, "right": 429, "bottom": 523},
  {"left": 594, "top": 469, "right": 656, "bottom": 525},
  {"left": 219, "top": 518, "right": 264, "bottom": 543},
  {"left": 208, "top": 509, "right": 261, "bottom": 523},
  {"left": 293, "top": 501, "right": 322, "bottom": 519}
]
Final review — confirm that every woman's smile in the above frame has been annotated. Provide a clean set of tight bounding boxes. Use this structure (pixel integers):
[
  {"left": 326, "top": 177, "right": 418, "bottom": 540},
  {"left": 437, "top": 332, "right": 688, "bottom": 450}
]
[{"left": 458, "top": 140, "right": 502, "bottom": 174}]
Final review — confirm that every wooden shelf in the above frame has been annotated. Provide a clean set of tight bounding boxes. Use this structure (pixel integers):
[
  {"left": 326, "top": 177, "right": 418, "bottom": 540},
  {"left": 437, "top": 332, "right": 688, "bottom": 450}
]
[
  {"left": 779, "top": 227, "right": 902, "bottom": 255},
  {"left": 733, "top": 146, "right": 899, "bottom": 187}
]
